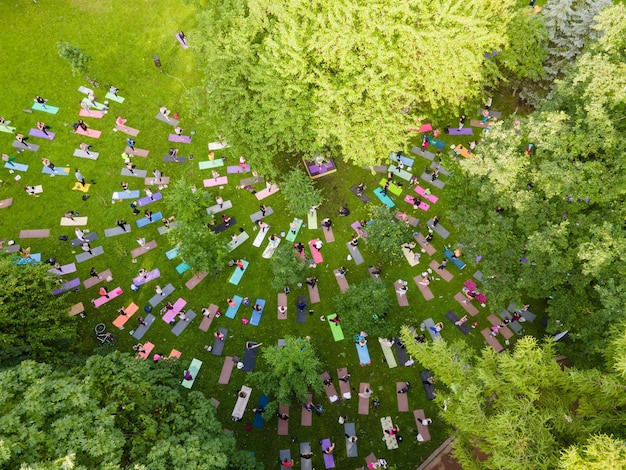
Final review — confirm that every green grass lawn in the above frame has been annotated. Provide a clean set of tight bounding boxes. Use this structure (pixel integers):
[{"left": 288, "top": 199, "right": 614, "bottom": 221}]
[{"left": 0, "top": 1, "right": 545, "bottom": 468}]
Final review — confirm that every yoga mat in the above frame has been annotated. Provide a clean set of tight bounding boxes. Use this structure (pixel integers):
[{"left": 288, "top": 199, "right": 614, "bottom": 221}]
[
  {"left": 307, "top": 210, "right": 318, "bottom": 229},
  {"left": 28, "top": 129, "right": 55, "bottom": 140},
  {"left": 296, "top": 296, "right": 307, "bottom": 324},
  {"left": 373, "top": 188, "right": 395, "bottom": 208},
  {"left": 71, "top": 232, "right": 98, "bottom": 246},
  {"left": 171, "top": 309, "right": 196, "bottom": 336},
  {"left": 75, "top": 245, "right": 104, "bottom": 263},
  {"left": 176, "top": 262, "right": 191, "bottom": 274},
  {"left": 229, "top": 260, "right": 249, "bottom": 285},
  {"left": 356, "top": 342, "right": 371, "bottom": 365},
  {"left": 250, "top": 299, "right": 266, "bottom": 325},
  {"left": 168, "top": 134, "right": 192, "bottom": 143},
  {"left": 346, "top": 243, "right": 364, "bottom": 265},
  {"left": 121, "top": 168, "right": 148, "bottom": 178},
  {"left": 255, "top": 184, "right": 280, "bottom": 200},
  {"left": 207, "top": 200, "right": 233, "bottom": 215},
  {"left": 136, "top": 212, "right": 163, "bottom": 228},
  {"left": 327, "top": 314, "right": 344, "bottom": 341},
  {"left": 250, "top": 206, "right": 273, "bottom": 223},
  {"left": 148, "top": 283, "right": 175, "bottom": 307},
  {"left": 415, "top": 186, "right": 439, "bottom": 203},
  {"left": 252, "top": 395, "right": 270, "bottom": 428},
  {"left": 133, "top": 268, "right": 160, "bottom": 286},
  {"left": 4, "top": 162, "right": 28, "bottom": 172},
  {"left": 125, "top": 147, "right": 149, "bottom": 157},
  {"left": 378, "top": 338, "right": 398, "bottom": 368},
  {"left": 387, "top": 164, "right": 413, "bottom": 181},
  {"left": 19, "top": 229, "right": 50, "bottom": 238},
  {"left": 218, "top": 356, "right": 235, "bottom": 384},
  {"left": 427, "top": 219, "right": 450, "bottom": 239},
  {"left": 73, "top": 149, "right": 98, "bottom": 160},
  {"left": 241, "top": 343, "right": 259, "bottom": 371},
  {"left": 131, "top": 240, "right": 157, "bottom": 258},
  {"left": 308, "top": 240, "right": 324, "bottom": 263},
  {"left": 410, "top": 146, "right": 435, "bottom": 161},
  {"left": 113, "top": 190, "right": 140, "bottom": 200},
  {"left": 429, "top": 260, "right": 454, "bottom": 282},
  {"left": 225, "top": 295, "right": 243, "bottom": 319},
  {"left": 211, "top": 217, "right": 237, "bottom": 234},
  {"left": 12, "top": 141, "right": 39, "bottom": 152},
  {"left": 137, "top": 192, "right": 163, "bottom": 206},
  {"left": 285, "top": 218, "right": 303, "bottom": 242},
  {"left": 155, "top": 113, "right": 179, "bottom": 126},
  {"left": 75, "top": 128, "right": 102, "bottom": 139},
  {"left": 181, "top": 358, "right": 202, "bottom": 389},
  {"left": 104, "top": 225, "right": 131, "bottom": 237},
  {"left": 79, "top": 109, "right": 104, "bottom": 118},
  {"left": 345, "top": 422, "right": 359, "bottom": 457},
  {"left": 252, "top": 226, "right": 269, "bottom": 248},
  {"left": 52, "top": 277, "right": 80, "bottom": 295},
  {"left": 32, "top": 102, "right": 59, "bottom": 114},
  {"left": 105, "top": 92, "right": 125, "bottom": 103},
  {"left": 82, "top": 269, "right": 111, "bottom": 289},
  {"left": 60, "top": 216, "right": 88, "bottom": 226},
  {"left": 227, "top": 165, "right": 250, "bottom": 174},
  {"left": 420, "top": 172, "right": 445, "bottom": 189},
  {"left": 43, "top": 166, "right": 70, "bottom": 176},
  {"left": 198, "top": 159, "right": 224, "bottom": 169},
  {"left": 446, "top": 127, "right": 474, "bottom": 135},
  {"left": 390, "top": 151, "right": 414, "bottom": 167},
  {"left": 203, "top": 176, "right": 228, "bottom": 187},
  {"left": 115, "top": 124, "right": 139, "bottom": 136},
  {"left": 93, "top": 286, "right": 123, "bottom": 307},
  {"left": 228, "top": 231, "right": 250, "bottom": 251}
]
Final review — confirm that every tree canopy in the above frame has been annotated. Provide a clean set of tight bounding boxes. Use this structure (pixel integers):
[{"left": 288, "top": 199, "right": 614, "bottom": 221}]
[
  {"left": 447, "top": 4, "right": 626, "bottom": 364},
  {"left": 333, "top": 279, "right": 394, "bottom": 337},
  {"left": 192, "top": 0, "right": 524, "bottom": 171},
  {"left": 249, "top": 336, "right": 324, "bottom": 404},
  {"left": 164, "top": 177, "right": 228, "bottom": 275},
  {"left": 400, "top": 331, "right": 626, "bottom": 470},
  {"left": 0, "top": 258, "right": 75, "bottom": 365},
  {"left": 0, "top": 354, "right": 260, "bottom": 469}
]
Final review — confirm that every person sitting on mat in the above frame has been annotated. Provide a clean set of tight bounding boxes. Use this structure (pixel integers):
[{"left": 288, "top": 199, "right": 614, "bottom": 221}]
[
  {"left": 214, "top": 330, "right": 225, "bottom": 341},
  {"left": 159, "top": 106, "right": 171, "bottom": 119},
  {"left": 306, "top": 277, "right": 318, "bottom": 288},
  {"left": 34, "top": 95, "right": 48, "bottom": 105},
  {"left": 222, "top": 214, "right": 232, "bottom": 226},
  {"left": 252, "top": 304, "right": 262, "bottom": 312},
  {"left": 339, "top": 206, "right": 350, "bottom": 216},
  {"left": 174, "top": 126, "right": 184, "bottom": 136},
  {"left": 323, "top": 442, "right": 335, "bottom": 454},
  {"left": 246, "top": 341, "right": 262, "bottom": 350}
]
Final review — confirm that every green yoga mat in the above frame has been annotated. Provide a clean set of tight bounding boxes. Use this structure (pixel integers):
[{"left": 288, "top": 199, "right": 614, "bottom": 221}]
[
  {"left": 379, "top": 178, "right": 402, "bottom": 196},
  {"left": 328, "top": 314, "right": 344, "bottom": 341},
  {"left": 285, "top": 218, "right": 303, "bottom": 242}
]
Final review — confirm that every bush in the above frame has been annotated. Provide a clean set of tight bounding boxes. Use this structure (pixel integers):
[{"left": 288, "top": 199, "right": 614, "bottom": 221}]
[{"left": 57, "top": 42, "right": 92, "bottom": 74}]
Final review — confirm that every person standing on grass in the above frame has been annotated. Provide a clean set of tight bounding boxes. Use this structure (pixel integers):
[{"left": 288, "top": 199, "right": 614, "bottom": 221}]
[{"left": 458, "top": 114, "right": 466, "bottom": 129}]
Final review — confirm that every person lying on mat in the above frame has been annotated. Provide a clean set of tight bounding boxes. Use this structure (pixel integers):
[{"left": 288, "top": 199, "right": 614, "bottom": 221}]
[{"left": 246, "top": 341, "right": 262, "bottom": 350}]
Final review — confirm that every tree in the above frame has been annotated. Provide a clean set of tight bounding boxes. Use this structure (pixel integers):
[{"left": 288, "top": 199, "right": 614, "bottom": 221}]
[
  {"left": 192, "top": 0, "right": 519, "bottom": 171},
  {"left": 447, "top": 5, "right": 626, "bottom": 364},
  {"left": 363, "top": 205, "right": 411, "bottom": 263},
  {"left": 279, "top": 169, "right": 323, "bottom": 216},
  {"left": 520, "top": 0, "right": 611, "bottom": 106},
  {"left": 491, "top": 6, "right": 548, "bottom": 91},
  {"left": 333, "top": 279, "right": 393, "bottom": 337},
  {"left": 559, "top": 435, "right": 626, "bottom": 470},
  {"left": 164, "top": 177, "right": 228, "bottom": 275},
  {"left": 0, "top": 258, "right": 76, "bottom": 365},
  {"left": 268, "top": 243, "right": 310, "bottom": 290},
  {"left": 249, "top": 336, "right": 324, "bottom": 405},
  {"left": 399, "top": 333, "right": 623, "bottom": 470},
  {"left": 0, "top": 354, "right": 262, "bottom": 469},
  {"left": 57, "top": 42, "right": 92, "bottom": 74}
]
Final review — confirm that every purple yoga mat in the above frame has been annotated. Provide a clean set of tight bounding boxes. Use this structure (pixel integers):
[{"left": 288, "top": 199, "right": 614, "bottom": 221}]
[
  {"left": 309, "top": 160, "right": 335, "bottom": 174},
  {"left": 168, "top": 134, "right": 192, "bottom": 143},
  {"left": 175, "top": 33, "right": 189, "bottom": 49},
  {"left": 320, "top": 438, "right": 335, "bottom": 469},
  {"left": 28, "top": 128, "right": 55, "bottom": 140},
  {"left": 446, "top": 127, "right": 473, "bottom": 135},
  {"left": 227, "top": 165, "right": 251, "bottom": 174}
]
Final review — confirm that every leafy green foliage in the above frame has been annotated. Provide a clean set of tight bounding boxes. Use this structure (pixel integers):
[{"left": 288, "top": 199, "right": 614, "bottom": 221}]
[
  {"left": 448, "top": 6, "right": 626, "bottom": 364},
  {"left": 268, "top": 243, "right": 309, "bottom": 290},
  {"left": 193, "top": 0, "right": 520, "bottom": 170},
  {"left": 250, "top": 336, "right": 324, "bottom": 404},
  {"left": 164, "top": 177, "right": 228, "bottom": 275},
  {"left": 57, "top": 42, "right": 92, "bottom": 74},
  {"left": 364, "top": 205, "right": 411, "bottom": 263},
  {"left": 0, "top": 258, "right": 75, "bottom": 365},
  {"left": 333, "top": 279, "right": 393, "bottom": 337},
  {"left": 559, "top": 434, "right": 626, "bottom": 470},
  {"left": 0, "top": 354, "right": 262, "bottom": 469},
  {"left": 280, "top": 169, "right": 323, "bottom": 216}
]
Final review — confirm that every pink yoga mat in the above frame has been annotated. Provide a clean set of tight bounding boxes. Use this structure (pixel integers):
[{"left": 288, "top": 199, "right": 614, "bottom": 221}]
[
  {"left": 168, "top": 134, "right": 192, "bottom": 143},
  {"left": 79, "top": 109, "right": 104, "bottom": 118},
  {"left": 204, "top": 176, "right": 228, "bottom": 187},
  {"left": 308, "top": 240, "right": 324, "bottom": 263},
  {"left": 76, "top": 128, "right": 102, "bottom": 138}
]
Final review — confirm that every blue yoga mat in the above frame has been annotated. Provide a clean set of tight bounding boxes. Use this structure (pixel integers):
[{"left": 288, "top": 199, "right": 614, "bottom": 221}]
[
  {"left": 250, "top": 298, "right": 266, "bottom": 326},
  {"left": 32, "top": 102, "right": 59, "bottom": 114},
  {"left": 5, "top": 162, "right": 28, "bottom": 172},
  {"left": 229, "top": 260, "right": 249, "bottom": 285},
  {"left": 253, "top": 395, "right": 270, "bottom": 428},
  {"left": 356, "top": 342, "right": 371, "bottom": 365},
  {"left": 225, "top": 295, "right": 243, "bottom": 319},
  {"left": 137, "top": 212, "right": 163, "bottom": 228},
  {"left": 373, "top": 188, "right": 395, "bottom": 208}
]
